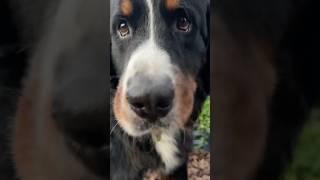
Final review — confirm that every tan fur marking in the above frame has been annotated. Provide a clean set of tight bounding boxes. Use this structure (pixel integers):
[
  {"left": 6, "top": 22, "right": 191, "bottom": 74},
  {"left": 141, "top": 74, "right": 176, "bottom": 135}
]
[
  {"left": 166, "top": 0, "right": 180, "bottom": 11},
  {"left": 121, "top": 0, "right": 133, "bottom": 16},
  {"left": 175, "top": 73, "right": 197, "bottom": 128},
  {"left": 113, "top": 86, "right": 130, "bottom": 124}
]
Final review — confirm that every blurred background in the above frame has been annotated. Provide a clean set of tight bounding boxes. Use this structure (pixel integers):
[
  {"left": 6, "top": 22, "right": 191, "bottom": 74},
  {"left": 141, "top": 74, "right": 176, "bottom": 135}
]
[
  {"left": 193, "top": 99, "right": 320, "bottom": 180},
  {"left": 284, "top": 110, "right": 320, "bottom": 180}
]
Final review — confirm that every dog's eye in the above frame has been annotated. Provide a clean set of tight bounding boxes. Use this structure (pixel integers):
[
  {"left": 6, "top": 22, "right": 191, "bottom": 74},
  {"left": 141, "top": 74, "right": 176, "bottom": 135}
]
[
  {"left": 118, "top": 20, "right": 130, "bottom": 38},
  {"left": 176, "top": 15, "right": 191, "bottom": 32}
]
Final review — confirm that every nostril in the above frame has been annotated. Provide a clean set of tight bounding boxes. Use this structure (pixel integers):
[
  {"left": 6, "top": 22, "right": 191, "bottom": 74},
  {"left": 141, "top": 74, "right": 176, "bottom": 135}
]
[
  {"left": 127, "top": 95, "right": 146, "bottom": 109},
  {"left": 126, "top": 95, "right": 150, "bottom": 118},
  {"left": 131, "top": 102, "right": 145, "bottom": 109},
  {"left": 156, "top": 99, "right": 172, "bottom": 110},
  {"left": 155, "top": 98, "right": 173, "bottom": 118}
]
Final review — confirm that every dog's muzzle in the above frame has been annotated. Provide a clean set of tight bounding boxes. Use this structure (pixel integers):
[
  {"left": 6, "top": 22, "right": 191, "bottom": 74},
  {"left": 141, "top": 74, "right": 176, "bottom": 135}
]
[{"left": 126, "top": 74, "right": 174, "bottom": 122}]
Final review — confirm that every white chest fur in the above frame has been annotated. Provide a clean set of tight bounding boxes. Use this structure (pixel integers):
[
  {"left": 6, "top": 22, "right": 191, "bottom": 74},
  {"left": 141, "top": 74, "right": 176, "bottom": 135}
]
[{"left": 151, "top": 126, "right": 181, "bottom": 174}]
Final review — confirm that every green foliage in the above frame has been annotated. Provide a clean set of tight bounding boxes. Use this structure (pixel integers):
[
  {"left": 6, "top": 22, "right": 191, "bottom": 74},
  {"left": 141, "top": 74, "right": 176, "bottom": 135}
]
[
  {"left": 193, "top": 98, "right": 211, "bottom": 150},
  {"left": 198, "top": 98, "right": 211, "bottom": 133},
  {"left": 284, "top": 110, "right": 320, "bottom": 180}
]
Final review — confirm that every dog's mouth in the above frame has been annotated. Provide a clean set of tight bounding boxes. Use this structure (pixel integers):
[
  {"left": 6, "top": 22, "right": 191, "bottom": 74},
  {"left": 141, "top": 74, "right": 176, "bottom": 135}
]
[{"left": 118, "top": 114, "right": 173, "bottom": 137}]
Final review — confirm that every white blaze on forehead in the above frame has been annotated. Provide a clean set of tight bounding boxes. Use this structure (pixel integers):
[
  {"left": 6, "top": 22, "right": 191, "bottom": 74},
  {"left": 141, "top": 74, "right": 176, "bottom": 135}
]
[
  {"left": 121, "top": 0, "right": 175, "bottom": 92},
  {"left": 146, "top": 0, "right": 155, "bottom": 40}
]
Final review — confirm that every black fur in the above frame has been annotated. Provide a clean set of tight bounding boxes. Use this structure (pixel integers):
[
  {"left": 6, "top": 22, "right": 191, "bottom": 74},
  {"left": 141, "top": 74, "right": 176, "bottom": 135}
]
[{"left": 111, "top": 0, "right": 209, "bottom": 77}]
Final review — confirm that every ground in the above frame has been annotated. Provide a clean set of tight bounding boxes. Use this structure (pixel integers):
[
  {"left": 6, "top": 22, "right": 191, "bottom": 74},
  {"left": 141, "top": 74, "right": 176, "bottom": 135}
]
[{"left": 188, "top": 150, "right": 210, "bottom": 180}]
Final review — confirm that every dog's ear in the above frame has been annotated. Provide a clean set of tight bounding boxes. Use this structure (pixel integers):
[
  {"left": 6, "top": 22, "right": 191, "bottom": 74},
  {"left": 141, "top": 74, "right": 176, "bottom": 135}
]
[
  {"left": 191, "top": 4, "right": 210, "bottom": 121},
  {"left": 198, "top": 2, "right": 210, "bottom": 96}
]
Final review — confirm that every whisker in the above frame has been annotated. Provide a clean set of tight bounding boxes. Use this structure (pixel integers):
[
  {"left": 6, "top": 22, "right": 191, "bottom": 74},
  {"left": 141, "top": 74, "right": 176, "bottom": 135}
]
[{"left": 110, "top": 121, "right": 119, "bottom": 135}]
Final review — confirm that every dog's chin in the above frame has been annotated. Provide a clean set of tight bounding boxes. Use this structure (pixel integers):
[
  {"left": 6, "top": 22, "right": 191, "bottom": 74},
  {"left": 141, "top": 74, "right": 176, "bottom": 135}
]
[
  {"left": 119, "top": 119, "right": 171, "bottom": 138},
  {"left": 119, "top": 120, "right": 151, "bottom": 137},
  {"left": 127, "top": 127, "right": 151, "bottom": 137}
]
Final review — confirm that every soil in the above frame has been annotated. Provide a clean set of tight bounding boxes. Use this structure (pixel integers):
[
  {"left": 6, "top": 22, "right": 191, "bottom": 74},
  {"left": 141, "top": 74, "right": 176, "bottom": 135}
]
[{"left": 188, "top": 150, "right": 210, "bottom": 180}]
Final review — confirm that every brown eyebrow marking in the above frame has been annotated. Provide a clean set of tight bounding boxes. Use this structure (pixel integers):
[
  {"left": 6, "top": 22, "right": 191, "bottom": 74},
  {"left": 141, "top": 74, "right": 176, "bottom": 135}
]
[
  {"left": 165, "top": 0, "right": 180, "bottom": 11},
  {"left": 121, "top": 0, "right": 133, "bottom": 16}
]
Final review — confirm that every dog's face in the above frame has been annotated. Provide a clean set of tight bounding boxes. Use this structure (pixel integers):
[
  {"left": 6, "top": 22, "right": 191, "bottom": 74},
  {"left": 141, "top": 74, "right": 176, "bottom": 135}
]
[{"left": 111, "top": 0, "right": 209, "bottom": 137}]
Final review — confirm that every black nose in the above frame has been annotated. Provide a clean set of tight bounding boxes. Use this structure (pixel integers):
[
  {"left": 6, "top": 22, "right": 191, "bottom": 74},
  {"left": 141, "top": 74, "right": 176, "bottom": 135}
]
[{"left": 126, "top": 75, "right": 174, "bottom": 121}]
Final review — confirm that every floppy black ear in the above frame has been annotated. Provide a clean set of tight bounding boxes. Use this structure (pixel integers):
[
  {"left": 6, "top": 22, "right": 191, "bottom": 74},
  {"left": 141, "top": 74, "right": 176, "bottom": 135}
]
[
  {"left": 198, "top": 2, "right": 210, "bottom": 96},
  {"left": 191, "top": 2, "right": 210, "bottom": 121}
]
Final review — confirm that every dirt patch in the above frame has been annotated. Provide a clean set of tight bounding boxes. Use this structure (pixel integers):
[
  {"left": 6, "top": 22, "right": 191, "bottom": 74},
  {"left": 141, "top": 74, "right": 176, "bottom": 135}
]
[{"left": 188, "top": 150, "right": 210, "bottom": 180}]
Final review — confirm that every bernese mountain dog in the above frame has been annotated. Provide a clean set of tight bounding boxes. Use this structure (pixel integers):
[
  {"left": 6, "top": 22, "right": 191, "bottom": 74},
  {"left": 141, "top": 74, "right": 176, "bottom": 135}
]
[
  {"left": 0, "top": 0, "right": 209, "bottom": 179},
  {"left": 214, "top": 0, "right": 320, "bottom": 180},
  {"left": 110, "top": 0, "right": 210, "bottom": 179},
  {"left": 0, "top": 0, "right": 107, "bottom": 179}
]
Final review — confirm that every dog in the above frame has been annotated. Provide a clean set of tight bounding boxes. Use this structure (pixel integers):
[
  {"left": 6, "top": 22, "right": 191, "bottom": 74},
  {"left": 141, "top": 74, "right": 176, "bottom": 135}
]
[
  {"left": 110, "top": 0, "right": 210, "bottom": 179},
  {"left": 213, "top": 0, "right": 320, "bottom": 180},
  {"left": 0, "top": 1, "right": 28, "bottom": 179},
  {"left": 0, "top": 0, "right": 108, "bottom": 179}
]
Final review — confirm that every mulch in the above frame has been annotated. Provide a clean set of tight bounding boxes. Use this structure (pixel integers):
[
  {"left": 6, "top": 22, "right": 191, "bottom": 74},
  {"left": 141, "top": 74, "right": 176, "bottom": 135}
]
[{"left": 188, "top": 150, "right": 210, "bottom": 180}]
